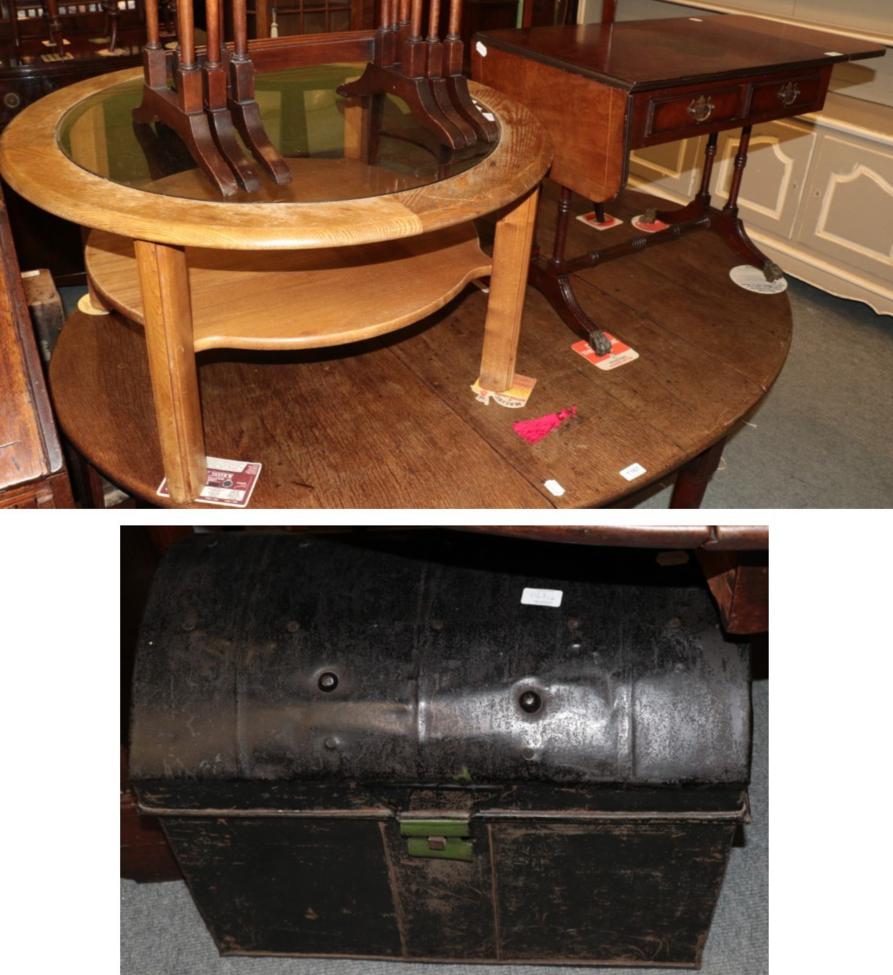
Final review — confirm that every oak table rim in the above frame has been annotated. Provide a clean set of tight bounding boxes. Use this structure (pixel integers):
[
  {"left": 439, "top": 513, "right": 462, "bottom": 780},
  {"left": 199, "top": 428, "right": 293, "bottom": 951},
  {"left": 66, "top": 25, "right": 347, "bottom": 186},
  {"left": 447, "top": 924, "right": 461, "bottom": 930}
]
[{"left": 0, "top": 67, "right": 552, "bottom": 251}]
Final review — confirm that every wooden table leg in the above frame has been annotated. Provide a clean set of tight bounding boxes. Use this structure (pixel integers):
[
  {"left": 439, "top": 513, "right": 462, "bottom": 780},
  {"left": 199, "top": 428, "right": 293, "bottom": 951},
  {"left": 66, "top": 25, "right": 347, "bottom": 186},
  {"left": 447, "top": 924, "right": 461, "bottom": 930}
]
[
  {"left": 134, "top": 240, "right": 206, "bottom": 504},
  {"left": 670, "top": 438, "right": 725, "bottom": 508},
  {"left": 479, "top": 187, "right": 538, "bottom": 391}
]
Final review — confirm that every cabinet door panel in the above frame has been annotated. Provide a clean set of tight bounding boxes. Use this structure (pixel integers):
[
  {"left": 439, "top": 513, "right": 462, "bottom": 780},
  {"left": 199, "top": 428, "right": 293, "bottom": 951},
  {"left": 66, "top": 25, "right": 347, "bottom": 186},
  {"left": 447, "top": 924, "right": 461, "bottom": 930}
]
[
  {"left": 711, "top": 120, "right": 816, "bottom": 238},
  {"left": 629, "top": 136, "right": 705, "bottom": 202},
  {"left": 795, "top": 131, "right": 893, "bottom": 286}
]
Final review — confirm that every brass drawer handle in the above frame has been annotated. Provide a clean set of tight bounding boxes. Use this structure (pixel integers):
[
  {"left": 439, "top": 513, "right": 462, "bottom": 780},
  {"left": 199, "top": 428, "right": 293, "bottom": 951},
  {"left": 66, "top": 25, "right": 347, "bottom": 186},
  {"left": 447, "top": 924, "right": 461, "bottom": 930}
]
[
  {"left": 777, "top": 81, "right": 800, "bottom": 106},
  {"left": 687, "top": 95, "right": 715, "bottom": 124}
]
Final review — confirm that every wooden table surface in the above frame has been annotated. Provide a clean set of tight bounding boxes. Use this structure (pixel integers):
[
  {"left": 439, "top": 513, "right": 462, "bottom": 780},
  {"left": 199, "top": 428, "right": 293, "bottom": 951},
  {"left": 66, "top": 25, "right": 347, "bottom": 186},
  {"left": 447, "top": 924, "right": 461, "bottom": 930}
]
[
  {"left": 476, "top": 16, "right": 884, "bottom": 91},
  {"left": 50, "top": 185, "right": 792, "bottom": 508},
  {"left": 0, "top": 68, "right": 549, "bottom": 250},
  {"left": 2, "top": 64, "right": 551, "bottom": 503},
  {"left": 0, "top": 187, "right": 73, "bottom": 507}
]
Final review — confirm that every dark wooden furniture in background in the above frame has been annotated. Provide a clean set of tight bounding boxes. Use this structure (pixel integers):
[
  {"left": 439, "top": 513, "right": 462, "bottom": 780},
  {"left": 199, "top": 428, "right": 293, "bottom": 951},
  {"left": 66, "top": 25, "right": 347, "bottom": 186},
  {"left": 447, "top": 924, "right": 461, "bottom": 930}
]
[
  {"left": 337, "top": 0, "right": 498, "bottom": 151},
  {"left": 1, "top": 2, "right": 171, "bottom": 282},
  {"left": 472, "top": 14, "right": 885, "bottom": 350},
  {"left": 250, "top": 0, "right": 370, "bottom": 37},
  {"left": 133, "top": 0, "right": 292, "bottom": 197},
  {"left": 0, "top": 183, "right": 73, "bottom": 507},
  {"left": 0, "top": 0, "right": 146, "bottom": 50},
  {"left": 474, "top": 524, "right": 768, "bottom": 634}
]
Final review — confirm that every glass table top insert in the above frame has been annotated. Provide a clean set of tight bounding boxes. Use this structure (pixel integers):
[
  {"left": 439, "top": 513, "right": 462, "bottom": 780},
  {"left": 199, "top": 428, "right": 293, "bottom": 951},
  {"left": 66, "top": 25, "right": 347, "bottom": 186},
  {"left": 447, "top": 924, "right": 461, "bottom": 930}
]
[{"left": 58, "top": 63, "right": 498, "bottom": 204}]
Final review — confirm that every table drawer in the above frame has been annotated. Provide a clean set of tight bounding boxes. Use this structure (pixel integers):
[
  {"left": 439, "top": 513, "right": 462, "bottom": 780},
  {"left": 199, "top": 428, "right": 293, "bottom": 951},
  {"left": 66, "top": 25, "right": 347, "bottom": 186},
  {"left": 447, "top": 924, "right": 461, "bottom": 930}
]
[
  {"left": 633, "top": 84, "right": 747, "bottom": 146},
  {"left": 629, "top": 66, "right": 833, "bottom": 150},
  {"left": 748, "top": 70, "right": 828, "bottom": 122}
]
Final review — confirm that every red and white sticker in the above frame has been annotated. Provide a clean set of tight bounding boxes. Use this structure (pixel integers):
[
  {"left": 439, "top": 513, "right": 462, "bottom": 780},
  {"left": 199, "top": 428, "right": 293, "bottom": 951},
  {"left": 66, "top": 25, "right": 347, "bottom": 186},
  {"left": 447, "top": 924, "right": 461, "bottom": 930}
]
[
  {"left": 572, "top": 335, "right": 639, "bottom": 371},
  {"left": 576, "top": 211, "right": 624, "bottom": 232},
  {"left": 631, "top": 214, "right": 670, "bottom": 234},
  {"left": 157, "top": 456, "right": 262, "bottom": 507}
]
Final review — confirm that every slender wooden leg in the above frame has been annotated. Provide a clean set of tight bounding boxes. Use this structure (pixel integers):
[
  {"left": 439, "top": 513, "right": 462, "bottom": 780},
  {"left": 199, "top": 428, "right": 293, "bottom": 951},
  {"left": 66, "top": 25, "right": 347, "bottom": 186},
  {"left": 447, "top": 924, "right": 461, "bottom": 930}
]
[
  {"left": 64, "top": 445, "right": 107, "bottom": 508},
  {"left": 479, "top": 188, "right": 538, "bottom": 391},
  {"left": 723, "top": 125, "right": 751, "bottom": 214},
  {"left": 84, "top": 459, "right": 109, "bottom": 508},
  {"left": 442, "top": 0, "right": 497, "bottom": 144},
  {"left": 528, "top": 184, "right": 612, "bottom": 354},
  {"left": 697, "top": 131, "right": 719, "bottom": 204},
  {"left": 134, "top": 240, "right": 206, "bottom": 504},
  {"left": 550, "top": 184, "right": 572, "bottom": 266},
  {"left": 342, "top": 89, "right": 367, "bottom": 160},
  {"left": 670, "top": 438, "right": 725, "bottom": 508},
  {"left": 712, "top": 126, "right": 783, "bottom": 280},
  {"left": 648, "top": 132, "right": 718, "bottom": 225}
]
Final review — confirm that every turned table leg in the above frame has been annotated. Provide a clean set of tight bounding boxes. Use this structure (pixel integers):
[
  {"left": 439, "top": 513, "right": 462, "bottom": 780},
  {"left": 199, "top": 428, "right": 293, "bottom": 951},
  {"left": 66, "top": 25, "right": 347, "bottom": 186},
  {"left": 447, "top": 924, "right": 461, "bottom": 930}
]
[
  {"left": 528, "top": 185, "right": 613, "bottom": 355},
  {"left": 669, "top": 438, "right": 725, "bottom": 508},
  {"left": 649, "top": 127, "right": 782, "bottom": 281},
  {"left": 134, "top": 240, "right": 206, "bottom": 504},
  {"left": 478, "top": 187, "right": 539, "bottom": 391}
]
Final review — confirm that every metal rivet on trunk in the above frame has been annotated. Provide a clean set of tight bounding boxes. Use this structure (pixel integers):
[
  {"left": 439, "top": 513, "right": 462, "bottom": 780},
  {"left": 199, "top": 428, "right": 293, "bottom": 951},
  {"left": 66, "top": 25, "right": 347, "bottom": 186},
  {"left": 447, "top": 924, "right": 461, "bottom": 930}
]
[
  {"left": 318, "top": 672, "right": 339, "bottom": 692},
  {"left": 519, "top": 690, "right": 541, "bottom": 713}
]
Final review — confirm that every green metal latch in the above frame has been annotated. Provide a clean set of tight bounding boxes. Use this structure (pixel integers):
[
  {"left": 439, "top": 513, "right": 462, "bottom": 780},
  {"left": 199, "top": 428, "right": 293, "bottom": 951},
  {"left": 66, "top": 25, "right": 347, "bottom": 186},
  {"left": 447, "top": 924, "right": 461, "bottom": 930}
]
[{"left": 399, "top": 819, "right": 473, "bottom": 861}]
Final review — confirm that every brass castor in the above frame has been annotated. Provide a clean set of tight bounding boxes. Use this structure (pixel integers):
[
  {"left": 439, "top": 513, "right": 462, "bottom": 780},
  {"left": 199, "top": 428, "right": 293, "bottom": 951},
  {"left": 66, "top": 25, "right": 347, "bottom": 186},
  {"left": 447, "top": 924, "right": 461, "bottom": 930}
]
[
  {"left": 763, "top": 260, "right": 784, "bottom": 283},
  {"left": 589, "top": 329, "right": 612, "bottom": 356}
]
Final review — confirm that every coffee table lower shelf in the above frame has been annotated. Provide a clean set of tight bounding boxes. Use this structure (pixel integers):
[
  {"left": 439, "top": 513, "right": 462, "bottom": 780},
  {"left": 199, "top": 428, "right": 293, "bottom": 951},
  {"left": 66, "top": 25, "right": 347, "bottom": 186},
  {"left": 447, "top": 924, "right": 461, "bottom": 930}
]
[
  {"left": 85, "top": 223, "right": 492, "bottom": 351},
  {"left": 51, "top": 189, "right": 793, "bottom": 509}
]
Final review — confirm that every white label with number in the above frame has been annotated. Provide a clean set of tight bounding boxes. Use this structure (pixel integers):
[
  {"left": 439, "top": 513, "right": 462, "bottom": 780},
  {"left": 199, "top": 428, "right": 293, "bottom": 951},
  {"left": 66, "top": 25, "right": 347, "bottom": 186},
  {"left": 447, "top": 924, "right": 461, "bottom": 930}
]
[{"left": 521, "top": 588, "right": 564, "bottom": 608}]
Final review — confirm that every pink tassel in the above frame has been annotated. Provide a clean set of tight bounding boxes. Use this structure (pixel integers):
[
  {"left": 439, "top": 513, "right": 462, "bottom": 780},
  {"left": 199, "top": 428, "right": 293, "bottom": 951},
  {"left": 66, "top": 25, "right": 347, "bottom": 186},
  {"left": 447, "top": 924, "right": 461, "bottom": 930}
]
[{"left": 513, "top": 406, "right": 578, "bottom": 444}]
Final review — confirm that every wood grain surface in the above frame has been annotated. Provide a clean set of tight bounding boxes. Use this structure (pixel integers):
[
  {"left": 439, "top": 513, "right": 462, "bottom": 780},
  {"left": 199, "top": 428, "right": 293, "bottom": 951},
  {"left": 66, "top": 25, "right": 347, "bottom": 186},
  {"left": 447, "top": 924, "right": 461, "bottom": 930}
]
[
  {"left": 135, "top": 241, "right": 207, "bottom": 502},
  {"left": 475, "top": 16, "right": 884, "bottom": 91},
  {"left": 0, "top": 70, "right": 551, "bottom": 251},
  {"left": 49, "top": 188, "right": 792, "bottom": 508},
  {"left": 473, "top": 47, "right": 627, "bottom": 203},
  {"left": 87, "top": 225, "right": 492, "bottom": 352},
  {"left": 0, "top": 189, "right": 69, "bottom": 501},
  {"left": 479, "top": 189, "right": 539, "bottom": 390}
]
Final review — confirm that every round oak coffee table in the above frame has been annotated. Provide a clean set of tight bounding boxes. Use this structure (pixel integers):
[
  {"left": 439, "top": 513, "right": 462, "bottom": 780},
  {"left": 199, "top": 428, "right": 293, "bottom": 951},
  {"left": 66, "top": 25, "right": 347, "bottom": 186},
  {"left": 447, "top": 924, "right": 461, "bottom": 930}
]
[{"left": 0, "top": 63, "right": 550, "bottom": 504}]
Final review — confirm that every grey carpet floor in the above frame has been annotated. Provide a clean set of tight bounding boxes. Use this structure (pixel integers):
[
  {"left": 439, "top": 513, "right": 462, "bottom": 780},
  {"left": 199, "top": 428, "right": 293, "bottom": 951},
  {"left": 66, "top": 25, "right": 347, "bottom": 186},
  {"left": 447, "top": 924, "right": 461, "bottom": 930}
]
[
  {"left": 635, "top": 279, "right": 893, "bottom": 507},
  {"left": 120, "top": 680, "right": 768, "bottom": 975}
]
